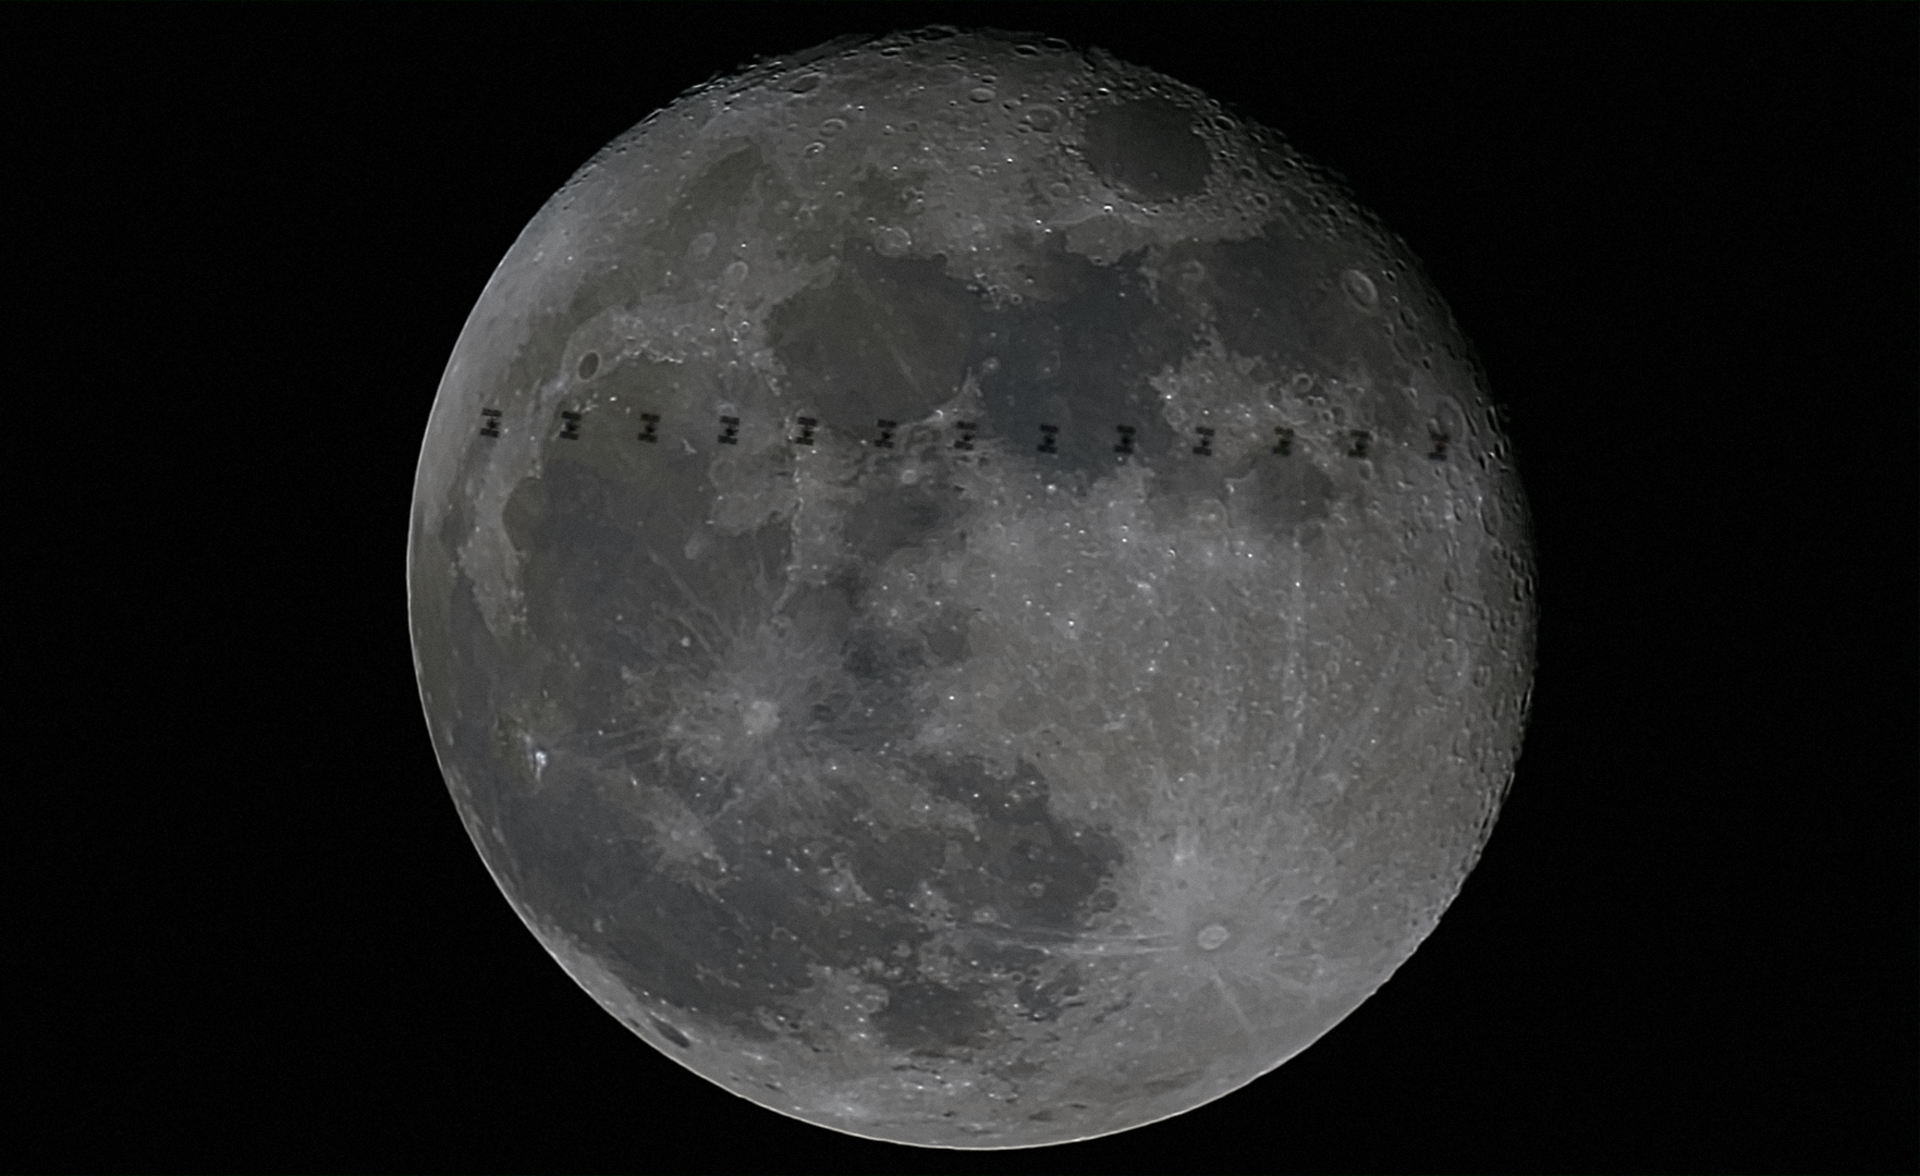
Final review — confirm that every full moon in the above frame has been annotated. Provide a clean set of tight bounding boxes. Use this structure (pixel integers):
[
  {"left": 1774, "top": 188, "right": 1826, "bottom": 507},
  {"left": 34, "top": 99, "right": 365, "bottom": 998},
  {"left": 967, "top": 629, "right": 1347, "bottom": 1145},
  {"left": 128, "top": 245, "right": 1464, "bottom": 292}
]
[{"left": 408, "top": 28, "right": 1535, "bottom": 1148}]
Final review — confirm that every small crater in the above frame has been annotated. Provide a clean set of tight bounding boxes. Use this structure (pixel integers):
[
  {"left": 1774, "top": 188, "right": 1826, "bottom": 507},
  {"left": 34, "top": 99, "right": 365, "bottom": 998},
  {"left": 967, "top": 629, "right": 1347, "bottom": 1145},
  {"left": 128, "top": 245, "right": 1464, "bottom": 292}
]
[
  {"left": 921, "top": 614, "right": 969, "bottom": 663},
  {"left": 1023, "top": 104, "right": 1060, "bottom": 133},
  {"left": 1342, "top": 268, "right": 1379, "bottom": 310},
  {"left": 1196, "top": 922, "right": 1230, "bottom": 951},
  {"left": 1140, "top": 1070, "right": 1205, "bottom": 1097},
  {"left": 647, "top": 1015, "right": 692, "bottom": 1049},
  {"left": 575, "top": 351, "right": 599, "bottom": 380}
]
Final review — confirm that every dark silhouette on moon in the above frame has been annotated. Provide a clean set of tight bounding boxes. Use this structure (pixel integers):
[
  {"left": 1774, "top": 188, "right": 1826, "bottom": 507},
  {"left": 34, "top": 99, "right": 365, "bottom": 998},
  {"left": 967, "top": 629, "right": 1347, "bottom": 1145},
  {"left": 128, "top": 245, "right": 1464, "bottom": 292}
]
[{"left": 408, "top": 28, "right": 1535, "bottom": 1148}]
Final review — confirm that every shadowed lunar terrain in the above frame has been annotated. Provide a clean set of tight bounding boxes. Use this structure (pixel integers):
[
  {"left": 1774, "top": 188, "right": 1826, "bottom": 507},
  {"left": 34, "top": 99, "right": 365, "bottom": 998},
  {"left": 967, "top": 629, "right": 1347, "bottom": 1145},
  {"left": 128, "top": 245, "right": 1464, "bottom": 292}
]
[{"left": 409, "top": 28, "right": 1534, "bottom": 1147}]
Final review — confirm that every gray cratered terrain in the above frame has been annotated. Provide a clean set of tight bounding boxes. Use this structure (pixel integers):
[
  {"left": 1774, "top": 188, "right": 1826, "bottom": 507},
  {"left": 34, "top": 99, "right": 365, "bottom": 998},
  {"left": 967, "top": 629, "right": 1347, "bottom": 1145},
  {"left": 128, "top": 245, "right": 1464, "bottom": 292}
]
[{"left": 408, "top": 28, "right": 1535, "bottom": 1148}]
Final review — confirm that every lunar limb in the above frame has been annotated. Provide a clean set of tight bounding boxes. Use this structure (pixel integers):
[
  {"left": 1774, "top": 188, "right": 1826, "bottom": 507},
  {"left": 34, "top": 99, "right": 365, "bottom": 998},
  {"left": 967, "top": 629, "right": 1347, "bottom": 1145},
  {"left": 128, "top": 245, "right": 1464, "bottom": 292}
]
[{"left": 409, "top": 28, "right": 1535, "bottom": 1147}]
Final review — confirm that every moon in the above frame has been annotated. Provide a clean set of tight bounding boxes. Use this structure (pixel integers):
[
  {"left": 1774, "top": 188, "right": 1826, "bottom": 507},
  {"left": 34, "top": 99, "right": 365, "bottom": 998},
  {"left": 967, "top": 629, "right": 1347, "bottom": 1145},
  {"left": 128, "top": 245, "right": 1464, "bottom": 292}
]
[{"left": 408, "top": 28, "right": 1535, "bottom": 1148}]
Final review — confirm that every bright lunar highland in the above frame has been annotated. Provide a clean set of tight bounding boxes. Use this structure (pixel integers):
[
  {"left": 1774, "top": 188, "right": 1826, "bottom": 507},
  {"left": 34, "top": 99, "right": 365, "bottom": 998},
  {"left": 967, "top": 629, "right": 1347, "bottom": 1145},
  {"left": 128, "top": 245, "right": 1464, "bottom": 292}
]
[{"left": 408, "top": 28, "right": 1536, "bottom": 1148}]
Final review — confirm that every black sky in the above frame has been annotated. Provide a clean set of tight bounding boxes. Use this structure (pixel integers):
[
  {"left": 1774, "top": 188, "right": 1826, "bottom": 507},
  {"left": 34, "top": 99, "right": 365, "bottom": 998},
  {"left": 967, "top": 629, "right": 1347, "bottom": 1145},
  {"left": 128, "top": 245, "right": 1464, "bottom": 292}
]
[{"left": 14, "top": 5, "right": 1915, "bottom": 1173}]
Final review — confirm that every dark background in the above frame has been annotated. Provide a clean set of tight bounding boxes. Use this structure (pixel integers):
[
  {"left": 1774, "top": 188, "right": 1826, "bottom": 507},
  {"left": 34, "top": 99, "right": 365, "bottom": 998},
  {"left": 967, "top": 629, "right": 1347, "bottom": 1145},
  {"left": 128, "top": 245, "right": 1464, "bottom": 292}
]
[{"left": 14, "top": 4, "right": 1914, "bottom": 1173}]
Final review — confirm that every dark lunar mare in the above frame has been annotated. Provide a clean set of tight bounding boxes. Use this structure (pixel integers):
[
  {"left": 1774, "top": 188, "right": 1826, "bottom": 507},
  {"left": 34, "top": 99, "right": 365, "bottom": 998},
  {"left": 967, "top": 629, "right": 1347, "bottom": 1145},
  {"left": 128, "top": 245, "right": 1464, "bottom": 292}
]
[
  {"left": 769, "top": 225, "right": 1206, "bottom": 494},
  {"left": 435, "top": 420, "right": 1130, "bottom": 1056},
  {"left": 966, "top": 239, "right": 1197, "bottom": 490}
]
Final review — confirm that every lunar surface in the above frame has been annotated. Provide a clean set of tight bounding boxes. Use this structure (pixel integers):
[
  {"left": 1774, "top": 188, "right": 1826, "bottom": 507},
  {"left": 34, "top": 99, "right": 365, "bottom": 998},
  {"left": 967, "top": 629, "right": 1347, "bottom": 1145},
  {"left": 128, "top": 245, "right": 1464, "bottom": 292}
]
[{"left": 408, "top": 29, "right": 1535, "bottom": 1148}]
